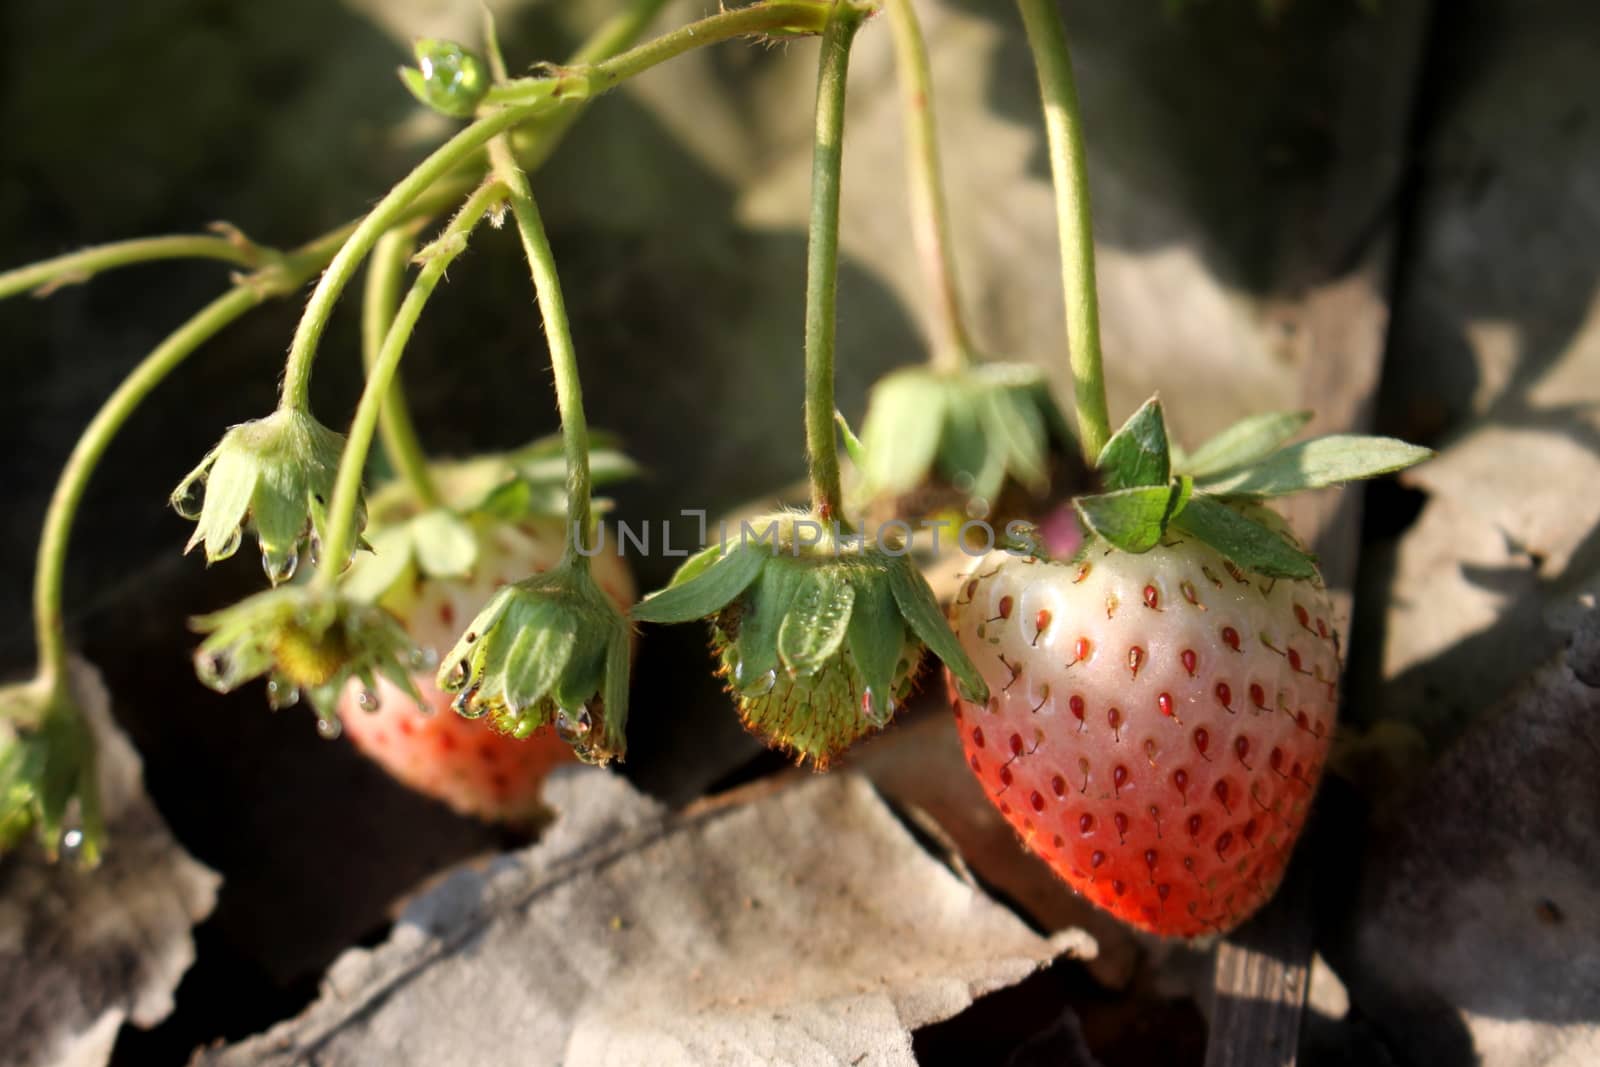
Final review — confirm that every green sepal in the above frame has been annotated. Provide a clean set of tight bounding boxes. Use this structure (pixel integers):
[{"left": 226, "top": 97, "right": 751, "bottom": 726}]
[
  {"left": 1172, "top": 495, "right": 1318, "bottom": 580},
  {"left": 631, "top": 544, "right": 765, "bottom": 624},
  {"left": 400, "top": 39, "right": 489, "bottom": 119},
  {"left": 1097, "top": 395, "right": 1171, "bottom": 490},
  {"left": 341, "top": 507, "right": 479, "bottom": 608},
  {"left": 857, "top": 363, "right": 1064, "bottom": 503},
  {"left": 0, "top": 681, "right": 104, "bottom": 867},
  {"left": 776, "top": 572, "right": 857, "bottom": 677},
  {"left": 885, "top": 553, "right": 986, "bottom": 704},
  {"left": 860, "top": 368, "right": 948, "bottom": 498},
  {"left": 189, "top": 585, "right": 422, "bottom": 726},
  {"left": 436, "top": 561, "right": 631, "bottom": 763},
  {"left": 727, "top": 559, "right": 807, "bottom": 692},
  {"left": 1072, "top": 483, "right": 1183, "bottom": 553},
  {"left": 845, "top": 575, "right": 909, "bottom": 728},
  {"left": 1195, "top": 435, "right": 1433, "bottom": 497},
  {"left": 1181, "top": 411, "right": 1312, "bottom": 478},
  {"left": 835, "top": 410, "right": 869, "bottom": 471},
  {"left": 172, "top": 409, "right": 356, "bottom": 584}
]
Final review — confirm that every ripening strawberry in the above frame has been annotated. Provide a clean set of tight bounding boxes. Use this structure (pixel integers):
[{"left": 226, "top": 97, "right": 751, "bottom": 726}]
[
  {"left": 337, "top": 518, "right": 635, "bottom": 820},
  {"left": 948, "top": 539, "right": 1340, "bottom": 938}
]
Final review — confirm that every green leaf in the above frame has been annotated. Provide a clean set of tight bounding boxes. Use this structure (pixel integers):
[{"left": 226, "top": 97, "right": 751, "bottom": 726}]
[
  {"left": 1172, "top": 495, "right": 1318, "bottom": 579},
  {"left": 1097, "top": 396, "right": 1170, "bottom": 490},
  {"left": 777, "top": 573, "right": 856, "bottom": 676},
  {"left": 886, "top": 555, "right": 986, "bottom": 704},
  {"left": 631, "top": 545, "right": 765, "bottom": 624},
  {"left": 1182, "top": 411, "right": 1312, "bottom": 478},
  {"left": 1072, "top": 484, "right": 1181, "bottom": 552},
  {"left": 666, "top": 541, "right": 727, "bottom": 589},
  {"left": 410, "top": 509, "right": 478, "bottom": 578},
  {"left": 340, "top": 525, "right": 415, "bottom": 604},
  {"left": 861, "top": 371, "right": 947, "bottom": 496},
  {"left": 1196, "top": 435, "right": 1433, "bottom": 496}
]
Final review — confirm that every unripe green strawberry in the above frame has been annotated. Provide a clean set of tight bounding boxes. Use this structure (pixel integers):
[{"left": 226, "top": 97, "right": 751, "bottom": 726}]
[
  {"left": 337, "top": 517, "right": 634, "bottom": 820},
  {"left": 948, "top": 540, "right": 1339, "bottom": 937}
]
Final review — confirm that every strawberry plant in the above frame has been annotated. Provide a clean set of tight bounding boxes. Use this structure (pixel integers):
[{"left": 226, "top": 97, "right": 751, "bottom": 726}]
[{"left": 0, "top": 0, "right": 1427, "bottom": 952}]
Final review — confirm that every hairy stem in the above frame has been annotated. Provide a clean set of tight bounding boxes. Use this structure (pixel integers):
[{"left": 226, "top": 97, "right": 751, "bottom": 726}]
[
  {"left": 0, "top": 233, "right": 266, "bottom": 303},
  {"left": 362, "top": 226, "right": 441, "bottom": 507},
  {"left": 885, "top": 0, "right": 973, "bottom": 371},
  {"left": 803, "top": 3, "right": 866, "bottom": 524},
  {"left": 488, "top": 139, "right": 595, "bottom": 569},
  {"left": 1018, "top": 0, "right": 1110, "bottom": 463},
  {"left": 315, "top": 181, "right": 507, "bottom": 587}
]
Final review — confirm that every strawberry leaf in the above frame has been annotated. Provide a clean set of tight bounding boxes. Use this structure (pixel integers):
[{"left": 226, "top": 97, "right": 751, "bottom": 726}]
[
  {"left": 861, "top": 370, "right": 948, "bottom": 496},
  {"left": 631, "top": 544, "right": 765, "bottom": 624},
  {"left": 1073, "top": 484, "right": 1181, "bottom": 552},
  {"left": 1180, "top": 411, "right": 1313, "bottom": 478},
  {"left": 410, "top": 509, "right": 478, "bottom": 578},
  {"left": 1172, "top": 495, "right": 1318, "bottom": 579},
  {"left": 1097, "top": 396, "right": 1170, "bottom": 490},
  {"left": 1195, "top": 435, "right": 1433, "bottom": 496}
]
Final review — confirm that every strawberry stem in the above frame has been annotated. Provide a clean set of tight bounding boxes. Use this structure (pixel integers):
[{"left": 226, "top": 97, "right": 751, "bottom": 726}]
[
  {"left": 885, "top": 0, "right": 975, "bottom": 373},
  {"left": 0, "top": 233, "right": 266, "bottom": 302},
  {"left": 803, "top": 2, "right": 867, "bottom": 526},
  {"left": 488, "top": 138, "right": 597, "bottom": 571},
  {"left": 26, "top": 223, "right": 357, "bottom": 696},
  {"left": 279, "top": 0, "right": 838, "bottom": 417},
  {"left": 316, "top": 180, "right": 508, "bottom": 588},
  {"left": 1017, "top": 0, "right": 1111, "bottom": 464},
  {"left": 361, "top": 225, "right": 443, "bottom": 509}
]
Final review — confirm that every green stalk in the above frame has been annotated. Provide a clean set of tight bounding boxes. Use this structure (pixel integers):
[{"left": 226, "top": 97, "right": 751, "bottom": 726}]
[
  {"left": 0, "top": 234, "right": 264, "bottom": 302},
  {"left": 282, "top": 0, "right": 836, "bottom": 416},
  {"left": 315, "top": 181, "right": 508, "bottom": 587},
  {"left": 25, "top": 223, "right": 356, "bottom": 694},
  {"left": 488, "top": 139, "right": 594, "bottom": 569},
  {"left": 885, "top": 0, "right": 973, "bottom": 371},
  {"left": 803, "top": 3, "right": 866, "bottom": 524},
  {"left": 482, "top": 1, "right": 836, "bottom": 106},
  {"left": 361, "top": 226, "right": 441, "bottom": 507},
  {"left": 1017, "top": 0, "right": 1110, "bottom": 464}
]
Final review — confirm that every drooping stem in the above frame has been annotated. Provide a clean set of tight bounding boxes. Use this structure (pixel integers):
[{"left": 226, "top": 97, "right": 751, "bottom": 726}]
[
  {"left": 803, "top": 3, "right": 866, "bottom": 524},
  {"left": 31, "top": 288, "right": 257, "bottom": 692},
  {"left": 281, "top": 0, "right": 837, "bottom": 417},
  {"left": 315, "top": 181, "right": 508, "bottom": 588},
  {"left": 362, "top": 226, "right": 441, "bottom": 507},
  {"left": 1017, "top": 0, "right": 1110, "bottom": 464},
  {"left": 0, "top": 233, "right": 265, "bottom": 302},
  {"left": 488, "top": 139, "right": 595, "bottom": 569},
  {"left": 885, "top": 0, "right": 973, "bottom": 371},
  {"left": 482, "top": 1, "right": 837, "bottom": 107},
  {"left": 26, "top": 227, "right": 360, "bottom": 697}
]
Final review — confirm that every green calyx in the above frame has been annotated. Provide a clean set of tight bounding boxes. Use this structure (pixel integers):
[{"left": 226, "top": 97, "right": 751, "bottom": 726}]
[
  {"left": 633, "top": 514, "right": 989, "bottom": 766},
  {"left": 400, "top": 39, "right": 490, "bottom": 119},
  {"left": 435, "top": 560, "right": 631, "bottom": 764},
  {"left": 173, "top": 408, "right": 361, "bottom": 585},
  {"left": 854, "top": 363, "right": 1070, "bottom": 507},
  {"left": 190, "top": 585, "right": 422, "bottom": 729},
  {"left": 0, "top": 680, "right": 102, "bottom": 866},
  {"left": 1072, "top": 395, "right": 1433, "bottom": 578}
]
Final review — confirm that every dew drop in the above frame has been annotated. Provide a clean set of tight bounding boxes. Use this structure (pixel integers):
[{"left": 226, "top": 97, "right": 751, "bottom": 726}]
[
  {"left": 262, "top": 546, "right": 300, "bottom": 585},
  {"left": 860, "top": 687, "right": 895, "bottom": 727},
  {"left": 195, "top": 651, "right": 231, "bottom": 693},
  {"left": 444, "top": 660, "right": 470, "bottom": 691},
  {"left": 60, "top": 827, "right": 85, "bottom": 858},
  {"left": 217, "top": 526, "right": 243, "bottom": 560},
  {"left": 266, "top": 676, "right": 300, "bottom": 711},
  {"left": 965, "top": 496, "right": 990, "bottom": 520},
  {"left": 556, "top": 706, "right": 594, "bottom": 746},
  {"left": 453, "top": 685, "right": 485, "bottom": 719},
  {"left": 358, "top": 686, "right": 381, "bottom": 712},
  {"left": 173, "top": 480, "right": 205, "bottom": 520},
  {"left": 316, "top": 716, "right": 343, "bottom": 740}
]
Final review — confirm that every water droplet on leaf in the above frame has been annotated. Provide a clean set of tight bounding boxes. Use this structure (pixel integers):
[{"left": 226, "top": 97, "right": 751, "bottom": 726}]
[
  {"left": 217, "top": 526, "right": 243, "bottom": 560},
  {"left": 316, "top": 716, "right": 343, "bottom": 740},
  {"left": 357, "top": 686, "right": 381, "bottom": 712},
  {"left": 262, "top": 546, "right": 299, "bottom": 585},
  {"left": 556, "top": 705, "right": 593, "bottom": 747}
]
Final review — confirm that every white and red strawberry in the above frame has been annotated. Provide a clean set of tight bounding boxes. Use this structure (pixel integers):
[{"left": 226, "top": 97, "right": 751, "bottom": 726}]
[
  {"left": 948, "top": 538, "right": 1339, "bottom": 938},
  {"left": 337, "top": 518, "right": 634, "bottom": 820}
]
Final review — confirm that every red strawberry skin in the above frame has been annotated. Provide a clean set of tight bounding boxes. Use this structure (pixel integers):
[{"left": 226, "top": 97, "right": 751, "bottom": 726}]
[
  {"left": 947, "top": 542, "right": 1339, "bottom": 937},
  {"left": 338, "top": 521, "right": 635, "bottom": 821}
]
